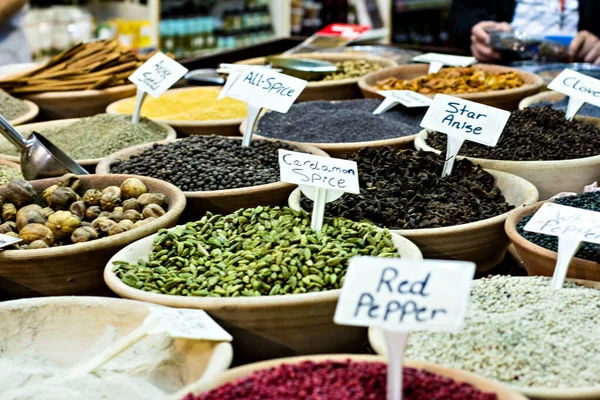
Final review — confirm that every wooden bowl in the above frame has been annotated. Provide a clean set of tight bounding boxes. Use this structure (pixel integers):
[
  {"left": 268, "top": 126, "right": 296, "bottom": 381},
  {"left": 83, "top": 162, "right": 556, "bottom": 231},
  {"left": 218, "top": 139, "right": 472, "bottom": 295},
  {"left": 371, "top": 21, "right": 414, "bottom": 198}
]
[
  {"left": 415, "top": 127, "right": 600, "bottom": 200},
  {"left": 240, "top": 108, "right": 416, "bottom": 158},
  {"left": 0, "top": 117, "right": 176, "bottom": 173},
  {"left": 10, "top": 99, "right": 39, "bottom": 126},
  {"left": 0, "top": 296, "right": 233, "bottom": 397},
  {"left": 358, "top": 64, "right": 545, "bottom": 111},
  {"left": 505, "top": 201, "right": 600, "bottom": 281},
  {"left": 236, "top": 53, "right": 398, "bottom": 102},
  {"left": 0, "top": 174, "right": 186, "bottom": 299},
  {"left": 106, "top": 87, "right": 245, "bottom": 137},
  {"left": 289, "top": 169, "right": 539, "bottom": 272},
  {"left": 104, "top": 230, "right": 421, "bottom": 361},
  {"left": 518, "top": 90, "right": 565, "bottom": 110},
  {"left": 173, "top": 354, "right": 528, "bottom": 400},
  {"left": 369, "top": 278, "right": 600, "bottom": 399},
  {"left": 23, "top": 84, "right": 137, "bottom": 119},
  {"left": 96, "top": 137, "right": 328, "bottom": 221}
]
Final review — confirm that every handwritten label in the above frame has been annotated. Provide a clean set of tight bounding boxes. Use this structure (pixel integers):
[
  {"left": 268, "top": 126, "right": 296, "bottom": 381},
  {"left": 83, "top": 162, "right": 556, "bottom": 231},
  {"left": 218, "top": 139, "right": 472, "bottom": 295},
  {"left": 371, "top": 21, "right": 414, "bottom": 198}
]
[
  {"left": 279, "top": 150, "right": 359, "bottom": 194},
  {"left": 334, "top": 258, "right": 475, "bottom": 332},
  {"left": 413, "top": 53, "right": 477, "bottom": 73},
  {"left": 524, "top": 203, "right": 600, "bottom": 244},
  {"left": 374, "top": 90, "right": 432, "bottom": 115},
  {"left": 226, "top": 69, "right": 307, "bottom": 113},
  {"left": 420, "top": 94, "right": 510, "bottom": 146},
  {"left": 548, "top": 69, "right": 600, "bottom": 107},
  {"left": 148, "top": 307, "right": 232, "bottom": 341},
  {"left": 0, "top": 233, "right": 21, "bottom": 250},
  {"left": 128, "top": 52, "right": 188, "bottom": 98}
]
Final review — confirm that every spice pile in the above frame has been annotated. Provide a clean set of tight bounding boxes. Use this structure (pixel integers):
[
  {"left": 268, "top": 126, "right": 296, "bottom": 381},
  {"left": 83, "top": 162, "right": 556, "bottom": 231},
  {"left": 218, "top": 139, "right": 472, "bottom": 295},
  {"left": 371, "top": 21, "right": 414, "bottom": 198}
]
[
  {"left": 301, "top": 148, "right": 512, "bottom": 229},
  {"left": 321, "top": 60, "right": 383, "bottom": 81},
  {"left": 0, "top": 165, "right": 22, "bottom": 186},
  {"left": 0, "top": 175, "right": 168, "bottom": 249},
  {"left": 0, "top": 114, "right": 169, "bottom": 160},
  {"left": 256, "top": 99, "right": 423, "bottom": 143},
  {"left": 113, "top": 206, "right": 398, "bottom": 297},
  {"left": 185, "top": 360, "right": 497, "bottom": 400},
  {"left": 109, "top": 136, "right": 297, "bottom": 192},
  {"left": 0, "top": 89, "right": 29, "bottom": 121},
  {"left": 518, "top": 191, "right": 600, "bottom": 262},
  {"left": 375, "top": 67, "right": 525, "bottom": 94},
  {"left": 427, "top": 107, "right": 600, "bottom": 161},
  {"left": 0, "top": 39, "right": 151, "bottom": 94},
  {"left": 405, "top": 276, "right": 600, "bottom": 389},
  {"left": 110, "top": 88, "right": 247, "bottom": 121},
  {"left": 532, "top": 96, "right": 600, "bottom": 118}
]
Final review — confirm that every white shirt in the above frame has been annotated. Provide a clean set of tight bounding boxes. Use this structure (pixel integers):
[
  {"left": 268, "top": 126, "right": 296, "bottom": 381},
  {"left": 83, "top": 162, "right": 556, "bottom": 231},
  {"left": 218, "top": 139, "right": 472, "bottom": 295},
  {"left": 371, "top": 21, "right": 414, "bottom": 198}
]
[{"left": 511, "top": 0, "right": 579, "bottom": 36}]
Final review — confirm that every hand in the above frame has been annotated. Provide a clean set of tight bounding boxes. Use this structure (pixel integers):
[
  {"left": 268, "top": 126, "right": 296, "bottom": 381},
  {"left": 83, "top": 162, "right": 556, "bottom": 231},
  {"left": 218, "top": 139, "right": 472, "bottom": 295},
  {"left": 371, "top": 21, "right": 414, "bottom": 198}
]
[
  {"left": 470, "top": 21, "right": 511, "bottom": 63},
  {"left": 569, "top": 31, "right": 600, "bottom": 64}
]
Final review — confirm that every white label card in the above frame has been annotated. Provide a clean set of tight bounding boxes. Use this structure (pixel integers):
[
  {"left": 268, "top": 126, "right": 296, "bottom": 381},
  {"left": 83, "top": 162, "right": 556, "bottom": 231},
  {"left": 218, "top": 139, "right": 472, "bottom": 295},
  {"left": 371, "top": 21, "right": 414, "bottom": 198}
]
[
  {"left": 0, "top": 233, "right": 21, "bottom": 249},
  {"left": 412, "top": 53, "right": 477, "bottom": 73},
  {"left": 226, "top": 68, "right": 307, "bottom": 113},
  {"left": 547, "top": 68, "right": 600, "bottom": 119},
  {"left": 334, "top": 257, "right": 475, "bottom": 332},
  {"left": 524, "top": 202, "right": 600, "bottom": 244},
  {"left": 128, "top": 52, "right": 188, "bottom": 98},
  {"left": 374, "top": 90, "right": 432, "bottom": 115},
  {"left": 148, "top": 307, "right": 232, "bottom": 341},
  {"left": 279, "top": 149, "right": 359, "bottom": 194}
]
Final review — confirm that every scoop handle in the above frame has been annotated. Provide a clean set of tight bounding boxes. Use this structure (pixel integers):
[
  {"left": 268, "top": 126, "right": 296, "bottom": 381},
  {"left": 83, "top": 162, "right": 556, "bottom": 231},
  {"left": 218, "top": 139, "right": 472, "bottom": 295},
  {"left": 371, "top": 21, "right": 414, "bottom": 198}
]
[{"left": 0, "top": 114, "right": 27, "bottom": 150}]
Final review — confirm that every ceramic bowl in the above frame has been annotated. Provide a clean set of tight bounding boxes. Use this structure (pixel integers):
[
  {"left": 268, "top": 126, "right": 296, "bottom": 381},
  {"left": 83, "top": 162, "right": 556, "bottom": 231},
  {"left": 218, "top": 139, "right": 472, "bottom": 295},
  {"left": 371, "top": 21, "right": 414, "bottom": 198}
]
[
  {"left": 415, "top": 126, "right": 600, "bottom": 200},
  {"left": 173, "top": 354, "right": 527, "bottom": 400},
  {"left": 358, "top": 64, "right": 544, "bottom": 110},
  {"left": 103, "top": 229, "right": 421, "bottom": 361},
  {"left": 106, "top": 87, "right": 245, "bottom": 137},
  {"left": 0, "top": 174, "right": 186, "bottom": 299},
  {"left": 518, "top": 90, "right": 565, "bottom": 110},
  {"left": 289, "top": 169, "right": 539, "bottom": 272},
  {"left": 0, "top": 296, "right": 232, "bottom": 398},
  {"left": 236, "top": 53, "right": 398, "bottom": 102},
  {"left": 10, "top": 99, "right": 38, "bottom": 126},
  {"left": 0, "top": 117, "right": 176, "bottom": 173},
  {"left": 369, "top": 278, "right": 600, "bottom": 399},
  {"left": 96, "top": 137, "right": 328, "bottom": 221},
  {"left": 505, "top": 201, "right": 600, "bottom": 281}
]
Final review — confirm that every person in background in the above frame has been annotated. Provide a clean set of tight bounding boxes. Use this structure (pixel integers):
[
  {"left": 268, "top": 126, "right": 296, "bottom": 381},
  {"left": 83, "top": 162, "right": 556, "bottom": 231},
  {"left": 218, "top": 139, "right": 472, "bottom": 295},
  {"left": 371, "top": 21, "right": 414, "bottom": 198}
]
[
  {"left": 449, "top": 0, "right": 600, "bottom": 65},
  {"left": 0, "top": 0, "right": 31, "bottom": 65}
]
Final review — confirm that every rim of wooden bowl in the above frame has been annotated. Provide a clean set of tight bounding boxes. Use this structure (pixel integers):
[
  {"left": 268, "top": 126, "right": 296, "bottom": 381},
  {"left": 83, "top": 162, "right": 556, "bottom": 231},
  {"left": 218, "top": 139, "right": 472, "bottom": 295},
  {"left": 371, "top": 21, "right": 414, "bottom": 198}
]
[
  {"left": 518, "top": 90, "right": 565, "bottom": 110},
  {"left": 288, "top": 168, "right": 540, "bottom": 238},
  {"left": 235, "top": 52, "right": 398, "bottom": 88},
  {"left": 173, "top": 354, "right": 528, "bottom": 400},
  {"left": 106, "top": 87, "right": 246, "bottom": 129},
  {"left": 96, "top": 136, "right": 329, "bottom": 199},
  {"left": 0, "top": 174, "right": 186, "bottom": 261},
  {"left": 368, "top": 277, "right": 600, "bottom": 399},
  {"left": 0, "top": 117, "right": 176, "bottom": 168},
  {"left": 22, "top": 83, "right": 138, "bottom": 100},
  {"left": 415, "top": 127, "right": 600, "bottom": 169},
  {"left": 9, "top": 99, "right": 39, "bottom": 126},
  {"left": 103, "top": 230, "right": 421, "bottom": 310},
  {"left": 357, "top": 63, "right": 545, "bottom": 101},
  {"left": 240, "top": 105, "right": 417, "bottom": 153}
]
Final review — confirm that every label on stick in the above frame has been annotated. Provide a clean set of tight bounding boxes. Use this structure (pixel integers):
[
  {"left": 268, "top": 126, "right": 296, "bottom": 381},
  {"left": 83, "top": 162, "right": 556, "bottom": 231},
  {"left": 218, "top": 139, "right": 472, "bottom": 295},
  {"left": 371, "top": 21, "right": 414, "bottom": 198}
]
[
  {"left": 278, "top": 149, "right": 359, "bottom": 194},
  {"left": 148, "top": 307, "right": 232, "bottom": 341},
  {"left": 334, "top": 257, "right": 475, "bottom": 332},
  {"left": 524, "top": 202, "right": 600, "bottom": 244},
  {"left": 413, "top": 53, "right": 477, "bottom": 68},
  {"left": 0, "top": 233, "right": 21, "bottom": 250},
  {"left": 128, "top": 52, "right": 188, "bottom": 98},
  {"left": 420, "top": 94, "right": 510, "bottom": 147},
  {"left": 548, "top": 68, "right": 600, "bottom": 108},
  {"left": 226, "top": 68, "right": 307, "bottom": 113}
]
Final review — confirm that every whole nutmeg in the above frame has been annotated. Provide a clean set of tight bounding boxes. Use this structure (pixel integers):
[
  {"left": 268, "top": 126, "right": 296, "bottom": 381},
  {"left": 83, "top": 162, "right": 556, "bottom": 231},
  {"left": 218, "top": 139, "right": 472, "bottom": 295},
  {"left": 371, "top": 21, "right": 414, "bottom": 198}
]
[
  {"left": 41, "top": 207, "right": 55, "bottom": 218},
  {"left": 46, "top": 211, "right": 81, "bottom": 240},
  {"left": 100, "top": 189, "right": 122, "bottom": 212},
  {"left": 47, "top": 187, "right": 79, "bottom": 210},
  {"left": 118, "top": 219, "right": 134, "bottom": 231},
  {"left": 91, "top": 217, "right": 118, "bottom": 236},
  {"left": 58, "top": 173, "right": 81, "bottom": 191},
  {"left": 5, "top": 179, "right": 36, "bottom": 207},
  {"left": 142, "top": 204, "right": 166, "bottom": 219},
  {"left": 19, "top": 223, "right": 54, "bottom": 246},
  {"left": 132, "top": 219, "right": 151, "bottom": 229},
  {"left": 109, "top": 209, "right": 124, "bottom": 223},
  {"left": 122, "top": 198, "right": 142, "bottom": 213},
  {"left": 138, "top": 193, "right": 167, "bottom": 208},
  {"left": 69, "top": 201, "right": 86, "bottom": 220},
  {"left": 98, "top": 211, "right": 111, "bottom": 219},
  {"left": 102, "top": 186, "right": 121, "bottom": 198},
  {"left": 16, "top": 205, "right": 46, "bottom": 231},
  {"left": 71, "top": 226, "right": 99, "bottom": 243},
  {"left": 3, "top": 231, "right": 19, "bottom": 239},
  {"left": 122, "top": 209, "right": 142, "bottom": 222},
  {"left": 85, "top": 206, "right": 102, "bottom": 221},
  {"left": 82, "top": 189, "right": 102, "bottom": 207},
  {"left": 42, "top": 185, "right": 58, "bottom": 204},
  {"left": 120, "top": 178, "right": 147, "bottom": 199},
  {"left": 2, "top": 203, "right": 17, "bottom": 222},
  {"left": 0, "top": 221, "right": 17, "bottom": 234},
  {"left": 108, "top": 224, "right": 129, "bottom": 236},
  {"left": 29, "top": 240, "right": 49, "bottom": 250},
  {"left": 81, "top": 221, "right": 92, "bottom": 227}
]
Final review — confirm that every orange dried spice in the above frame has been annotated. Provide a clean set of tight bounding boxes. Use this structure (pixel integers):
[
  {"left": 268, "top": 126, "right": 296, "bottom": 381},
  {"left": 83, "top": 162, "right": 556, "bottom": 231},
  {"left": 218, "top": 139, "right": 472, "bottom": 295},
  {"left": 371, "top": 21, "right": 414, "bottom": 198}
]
[{"left": 375, "top": 67, "right": 525, "bottom": 95}]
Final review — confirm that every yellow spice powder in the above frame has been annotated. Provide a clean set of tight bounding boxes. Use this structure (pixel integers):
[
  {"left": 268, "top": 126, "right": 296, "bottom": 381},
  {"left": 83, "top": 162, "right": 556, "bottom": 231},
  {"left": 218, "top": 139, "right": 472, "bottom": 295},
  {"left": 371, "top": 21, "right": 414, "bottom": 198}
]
[{"left": 112, "top": 88, "right": 247, "bottom": 121}]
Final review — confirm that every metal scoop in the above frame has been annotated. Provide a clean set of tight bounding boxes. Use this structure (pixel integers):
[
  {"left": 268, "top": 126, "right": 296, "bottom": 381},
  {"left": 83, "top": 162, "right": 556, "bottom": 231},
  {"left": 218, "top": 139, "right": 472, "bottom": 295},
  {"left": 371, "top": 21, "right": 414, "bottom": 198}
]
[
  {"left": 0, "top": 114, "right": 88, "bottom": 180},
  {"left": 265, "top": 56, "right": 338, "bottom": 80}
]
